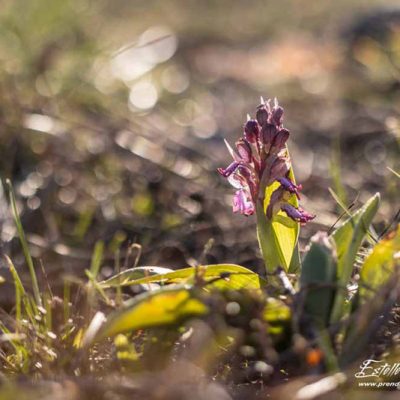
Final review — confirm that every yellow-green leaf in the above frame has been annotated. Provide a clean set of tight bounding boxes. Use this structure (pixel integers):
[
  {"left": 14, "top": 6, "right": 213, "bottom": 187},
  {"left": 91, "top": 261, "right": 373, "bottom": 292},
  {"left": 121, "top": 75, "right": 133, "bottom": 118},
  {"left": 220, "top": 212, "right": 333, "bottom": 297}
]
[
  {"left": 260, "top": 164, "right": 299, "bottom": 272},
  {"left": 360, "top": 225, "right": 400, "bottom": 299},
  {"left": 100, "top": 266, "right": 174, "bottom": 288},
  {"left": 103, "top": 264, "right": 265, "bottom": 291},
  {"left": 94, "top": 287, "right": 208, "bottom": 341}
]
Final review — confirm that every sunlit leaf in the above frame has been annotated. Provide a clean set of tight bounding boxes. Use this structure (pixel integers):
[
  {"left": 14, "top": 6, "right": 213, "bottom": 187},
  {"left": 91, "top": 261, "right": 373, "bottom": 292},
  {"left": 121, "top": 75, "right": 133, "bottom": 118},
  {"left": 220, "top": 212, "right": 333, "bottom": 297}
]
[
  {"left": 93, "top": 286, "right": 208, "bottom": 341},
  {"left": 100, "top": 266, "right": 174, "bottom": 288},
  {"left": 104, "top": 264, "right": 265, "bottom": 291},
  {"left": 359, "top": 225, "right": 400, "bottom": 300},
  {"left": 330, "top": 193, "right": 380, "bottom": 323},
  {"left": 260, "top": 163, "right": 300, "bottom": 272}
]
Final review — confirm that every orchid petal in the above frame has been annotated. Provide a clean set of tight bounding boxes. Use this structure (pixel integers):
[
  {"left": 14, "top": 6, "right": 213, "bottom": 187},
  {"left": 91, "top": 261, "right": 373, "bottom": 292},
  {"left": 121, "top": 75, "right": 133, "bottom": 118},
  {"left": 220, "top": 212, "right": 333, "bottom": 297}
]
[
  {"left": 233, "top": 189, "right": 255, "bottom": 216},
  {"left": 281, "top": 204, "right": 315, "bottom": 224},
  {"left": 227, "top": 172, "right": 244, "bottom": 189},
  {"left": 217, "top": 161, "right": 239, "bottom": 178},
  {"left": 277, "top": 176, "right": 301, "bottom": 198}
]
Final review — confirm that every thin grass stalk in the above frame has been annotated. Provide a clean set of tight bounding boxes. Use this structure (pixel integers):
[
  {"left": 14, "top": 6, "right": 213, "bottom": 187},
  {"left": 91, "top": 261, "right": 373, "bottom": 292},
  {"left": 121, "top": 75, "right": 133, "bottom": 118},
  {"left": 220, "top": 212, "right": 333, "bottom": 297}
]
[{"left": 6, "top": 180, "right": 42, "bottom": 307}]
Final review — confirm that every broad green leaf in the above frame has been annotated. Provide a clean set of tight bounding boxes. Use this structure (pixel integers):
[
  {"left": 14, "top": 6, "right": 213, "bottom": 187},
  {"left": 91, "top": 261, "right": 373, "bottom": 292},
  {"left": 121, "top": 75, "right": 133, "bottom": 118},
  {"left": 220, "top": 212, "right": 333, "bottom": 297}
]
[
  {"left": 100, "top": 266, "right": 174, "bottom": 288},
  {"left": 300, "top": 233, "right": 337, "bottom": 326},
  {"left": 260, "top": 163, "right": 300, "bottom": 272},
  {"left": 330, "top": 193, "right": 380, "bottom": 323},
  {"left": 359, "top": 225, "right": 400, "bottom": 300},
  {"left": 105, "top": 264, "right": 265, "bottom": 291},
  {"left": 93, "top": 286, "right": 208, "bottom": 341}
]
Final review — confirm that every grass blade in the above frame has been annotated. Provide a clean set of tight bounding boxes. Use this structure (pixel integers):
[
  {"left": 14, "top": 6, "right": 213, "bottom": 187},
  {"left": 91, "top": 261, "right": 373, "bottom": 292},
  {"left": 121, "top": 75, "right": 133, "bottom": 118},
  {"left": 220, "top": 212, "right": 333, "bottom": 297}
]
[
  {"left": 5, "top": 255, "right": 37, "bottom": 325},
  {"left": 90, "top": 240, "right": 104, "bottom": 278},
  {"left": 387, "top": 166, "right": 400, "bottom": 179},
  {"left": 6, "top": 180, "right": 42, "bottom": 307}
]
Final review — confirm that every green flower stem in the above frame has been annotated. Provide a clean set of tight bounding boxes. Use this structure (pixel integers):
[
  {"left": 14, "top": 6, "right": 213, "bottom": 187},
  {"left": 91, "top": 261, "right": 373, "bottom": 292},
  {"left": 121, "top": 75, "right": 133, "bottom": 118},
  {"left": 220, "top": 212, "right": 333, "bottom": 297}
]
[{"left": 256, "top": 200, "right": 273, "bottom": 273}]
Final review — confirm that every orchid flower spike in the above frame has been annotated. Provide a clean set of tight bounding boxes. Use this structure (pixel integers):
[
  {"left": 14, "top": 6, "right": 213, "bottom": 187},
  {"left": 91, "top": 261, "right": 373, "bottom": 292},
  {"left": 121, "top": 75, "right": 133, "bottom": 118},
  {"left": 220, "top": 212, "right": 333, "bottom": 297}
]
[{"left": 218, "top": 97, "right": 315, "bottom": 225}]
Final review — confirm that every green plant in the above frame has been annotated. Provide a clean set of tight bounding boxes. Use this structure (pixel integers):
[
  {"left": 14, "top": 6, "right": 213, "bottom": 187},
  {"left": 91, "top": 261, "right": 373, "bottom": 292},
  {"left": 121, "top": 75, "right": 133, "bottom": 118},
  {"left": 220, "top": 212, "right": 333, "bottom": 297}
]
[{"left": 218, "top": 98, "right": 314, "bottom": 273}]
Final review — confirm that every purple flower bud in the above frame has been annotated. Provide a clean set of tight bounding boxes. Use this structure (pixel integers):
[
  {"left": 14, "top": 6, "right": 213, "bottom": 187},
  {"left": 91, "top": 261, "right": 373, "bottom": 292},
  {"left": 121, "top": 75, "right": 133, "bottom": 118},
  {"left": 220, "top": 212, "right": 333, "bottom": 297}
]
[
  {"left": 261, "top": 123, "right": 278, "bottom": 146},
  {"left": 244, "top": 119, "right": 259, "bottom": 143},
  {"left": 233, "top": 189, "right": 255, "bottom": 216},
  {"left": 269, "top": 157, "right": 290, "bottom": 184},
  {"left": 271, "top": 106, "right": 284, "bottom": 126},
  {"left": 256, "top": 105, "right": 269, "bottom": 127},
  {"left": 277, "top": 176, "right": 301, "bottom": 198},
  {"left": 281, "top": 204, "right": 315, "bottom": 224},
  {"left": 236, "top": 139, "right": 252, "bottom": 163},
  {"left": 271, "top": 128, "right": 289, "bottom": 151},
  {"left": 217, "top": 161, "right": 239, "bottom": 178}
]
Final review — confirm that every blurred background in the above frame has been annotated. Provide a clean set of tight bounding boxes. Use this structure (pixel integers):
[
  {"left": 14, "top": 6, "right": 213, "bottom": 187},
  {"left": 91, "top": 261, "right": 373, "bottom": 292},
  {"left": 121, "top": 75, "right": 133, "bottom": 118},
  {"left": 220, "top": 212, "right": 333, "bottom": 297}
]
[{"left": 0, "top": 0, "right": 399, "bottom": 291}]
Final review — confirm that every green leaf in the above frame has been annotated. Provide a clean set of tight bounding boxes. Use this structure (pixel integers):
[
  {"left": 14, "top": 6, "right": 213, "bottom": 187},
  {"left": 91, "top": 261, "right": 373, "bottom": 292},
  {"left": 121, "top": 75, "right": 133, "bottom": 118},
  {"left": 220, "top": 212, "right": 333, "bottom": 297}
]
[
  {"left": 100, "top": 266, "right": 174, "bottom": 288},
  {"left": 300, "top": 233, "right": 337, "bottom": 326},
  {"left": 330, "top": 193, "right": 380, "bottom": 323},
  {"left": 5, "top": 255, "right": 37, "bottom": 326},
  {"left": 329, "top": 140, "right": 348, "bottom": 209},
  {"left": 259, "top": 165, "right": 300, "bottom": 272},
  {"left": 93, "top": 286, "right": 208, "bottom": 341},
  {"left": 359, "top": 225, "right": 400, "bottom": 300},
  {"left": 102, "top": 264, "right": 265, "bottom": 291},
  {"left": 89, "top": 240, "right": 104, "bottom": 279}
]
